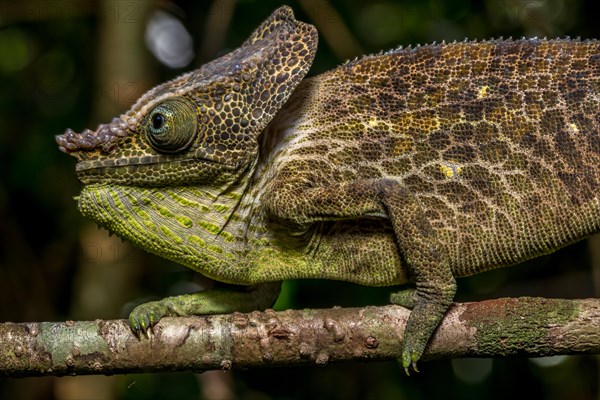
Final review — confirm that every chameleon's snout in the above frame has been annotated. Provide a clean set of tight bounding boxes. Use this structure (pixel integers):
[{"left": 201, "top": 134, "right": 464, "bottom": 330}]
[{"left": 55, "top": 117, "right": 130, "bottom": 159}]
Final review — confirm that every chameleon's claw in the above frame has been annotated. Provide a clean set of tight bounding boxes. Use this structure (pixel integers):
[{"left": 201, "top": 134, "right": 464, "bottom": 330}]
[
  {"left": 139, "top": 315, "right": 150, "bottom": 332},
  {"left": 412, "top": 361, "right": 420, "bottom": 374},
  {"left": 401, "top": 351, "right": 420, "bottom": 375}
]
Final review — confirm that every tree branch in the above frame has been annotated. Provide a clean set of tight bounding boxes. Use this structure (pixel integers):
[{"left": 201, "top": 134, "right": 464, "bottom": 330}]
[{"left": 1, "top": 297, "right": 599, "bottom": 377}]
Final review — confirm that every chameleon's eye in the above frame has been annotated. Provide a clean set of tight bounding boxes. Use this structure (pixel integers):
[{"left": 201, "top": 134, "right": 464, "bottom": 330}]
[
  {"left": 145, "top": 97, "right": 198, "bottom": 153},
  {"left": 152, "top": 113, "right": 166, "bottom": 130}
]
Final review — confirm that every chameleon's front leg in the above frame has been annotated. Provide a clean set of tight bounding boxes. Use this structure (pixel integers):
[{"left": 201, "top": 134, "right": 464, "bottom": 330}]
[
  {"left": 265, "top": 178, "right": 456, "bottom": 372},
  {"left": 129, "top": 282, "right": 282, "bottom": 334}
]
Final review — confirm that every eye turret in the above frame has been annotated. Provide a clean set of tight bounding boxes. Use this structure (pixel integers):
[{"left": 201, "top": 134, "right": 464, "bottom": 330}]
[{"left": 145, "top": 97, "right": 198, "bottom": 153}]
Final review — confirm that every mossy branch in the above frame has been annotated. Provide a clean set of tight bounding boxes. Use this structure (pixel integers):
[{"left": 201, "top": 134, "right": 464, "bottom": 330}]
[{"left": 1, "top": 297, "right": 599, "bottom": 377}]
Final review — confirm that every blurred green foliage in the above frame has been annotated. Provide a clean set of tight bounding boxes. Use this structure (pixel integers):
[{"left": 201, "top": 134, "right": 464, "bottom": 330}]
[{"left": 0, "top": 0, "right": 598, "bottom": 399}]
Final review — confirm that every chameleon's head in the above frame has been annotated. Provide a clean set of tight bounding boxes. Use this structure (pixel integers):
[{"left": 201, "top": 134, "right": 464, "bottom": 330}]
[{"left": 56, "top": 6, "right": 317, "bottom": 187}]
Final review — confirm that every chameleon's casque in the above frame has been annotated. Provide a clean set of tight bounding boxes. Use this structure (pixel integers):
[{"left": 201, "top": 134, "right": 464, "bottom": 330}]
[{"left": 56, "top": 6, "right": 600, "bottom": 370}]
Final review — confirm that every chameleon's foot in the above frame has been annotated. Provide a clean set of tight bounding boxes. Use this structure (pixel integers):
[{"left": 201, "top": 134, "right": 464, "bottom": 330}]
[
  {"left": 392, "top": 284, "right": 455, "bottom": 374},
  {"left": 391, "top": 288, "right": 419, "bottom": 374},
  {"left": 128, "top": 299, "right": 174, "bottom": 335},
  {"left": 127, "top": 283, "right": 282, "bottom": 337},
  {"left": 398, "top": 306, "right": 437, "bottom": 374}
]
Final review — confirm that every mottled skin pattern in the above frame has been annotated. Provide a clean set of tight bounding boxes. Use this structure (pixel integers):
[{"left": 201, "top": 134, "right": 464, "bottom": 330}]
[{"left": 56, "top": 7, "right": 600, "bottom": 371}]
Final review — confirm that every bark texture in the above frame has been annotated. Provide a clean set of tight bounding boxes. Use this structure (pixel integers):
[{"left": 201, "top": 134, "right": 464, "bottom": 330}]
[{"left": 1, "top": 297, "right": 599, "bottom": 377}]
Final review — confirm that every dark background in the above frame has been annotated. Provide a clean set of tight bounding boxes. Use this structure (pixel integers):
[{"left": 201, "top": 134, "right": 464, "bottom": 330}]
[{"left": 1, "top": 0, "right": 599, "bottom": 399}]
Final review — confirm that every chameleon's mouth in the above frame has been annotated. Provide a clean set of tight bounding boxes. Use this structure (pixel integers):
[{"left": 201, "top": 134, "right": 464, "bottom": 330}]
[
  {"left": 74, "top": 156, "right": 241, "bottom": 187},
  {"left": 74, "top": 153, "right": 206, "bottom": 172}
]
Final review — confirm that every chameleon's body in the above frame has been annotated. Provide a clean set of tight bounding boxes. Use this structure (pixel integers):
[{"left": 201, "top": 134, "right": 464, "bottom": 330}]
[{"left": 56, "top": 7, "right": 600, "bottom": 370}]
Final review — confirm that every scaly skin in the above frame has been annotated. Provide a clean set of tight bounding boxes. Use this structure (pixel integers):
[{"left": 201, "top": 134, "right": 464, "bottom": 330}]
[{"left": 56, "top": 6, "right": 600, "bottom": 371}]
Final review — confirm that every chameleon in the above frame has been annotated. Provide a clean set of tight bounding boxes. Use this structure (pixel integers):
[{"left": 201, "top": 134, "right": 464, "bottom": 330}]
[{"left": 56, "top": 6, "right": 599, "bottom": 371}]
